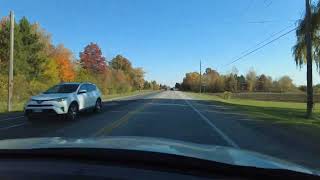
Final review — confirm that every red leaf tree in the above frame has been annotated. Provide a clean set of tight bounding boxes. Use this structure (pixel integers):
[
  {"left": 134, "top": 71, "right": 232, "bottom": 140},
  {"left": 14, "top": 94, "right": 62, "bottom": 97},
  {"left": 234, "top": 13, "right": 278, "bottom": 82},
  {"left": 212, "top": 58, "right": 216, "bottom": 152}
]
[{"left": 79, "top": 43, "right": 107, "bottom": 73}]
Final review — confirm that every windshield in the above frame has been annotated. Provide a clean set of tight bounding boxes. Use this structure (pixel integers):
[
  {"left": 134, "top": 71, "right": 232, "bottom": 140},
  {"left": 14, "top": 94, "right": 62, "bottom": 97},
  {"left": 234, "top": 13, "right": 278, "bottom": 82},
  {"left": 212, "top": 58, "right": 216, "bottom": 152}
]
[
  {"left": 44, "top": 84, "right": 79, "bottom": 94},
  {"left": 0, "top": 0, "right": 320, "bottom": 175}
]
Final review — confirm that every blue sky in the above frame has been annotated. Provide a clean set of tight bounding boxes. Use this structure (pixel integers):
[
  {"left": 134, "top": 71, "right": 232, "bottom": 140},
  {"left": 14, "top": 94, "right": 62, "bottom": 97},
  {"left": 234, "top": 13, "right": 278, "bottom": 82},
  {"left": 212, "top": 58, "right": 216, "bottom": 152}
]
[{"left": 1, "top": 0, "right": 318, "bottom": 86}]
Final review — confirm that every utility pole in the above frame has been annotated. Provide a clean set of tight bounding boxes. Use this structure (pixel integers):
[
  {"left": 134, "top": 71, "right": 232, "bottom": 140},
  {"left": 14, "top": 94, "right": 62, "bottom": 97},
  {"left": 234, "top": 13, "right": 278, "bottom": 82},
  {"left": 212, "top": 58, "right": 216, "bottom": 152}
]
[
  {"left": 7, "top": 11, "right": 14, "bottom": 112},
  {"left": 305, "top": 0, "right": 313, "bottom": 118},
  {"left": 199, "top": 60, "right": 202, "bottom": 94}
]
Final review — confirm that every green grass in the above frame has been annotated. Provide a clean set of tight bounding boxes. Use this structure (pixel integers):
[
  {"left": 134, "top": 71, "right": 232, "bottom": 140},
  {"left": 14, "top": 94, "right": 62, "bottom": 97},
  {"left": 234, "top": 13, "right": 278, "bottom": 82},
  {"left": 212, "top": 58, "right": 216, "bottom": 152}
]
[
  {"left": 0, "top": 90, "right": 157, "bottom": 113},
  {"left": 212, "top": 92, "right": 320, "bottom": 103},
  {"left": 186, "top": 92, "right": 320, "bottom": 127},
  {"left": 0, "top": 101, "right": 25, "bottom": 113}
]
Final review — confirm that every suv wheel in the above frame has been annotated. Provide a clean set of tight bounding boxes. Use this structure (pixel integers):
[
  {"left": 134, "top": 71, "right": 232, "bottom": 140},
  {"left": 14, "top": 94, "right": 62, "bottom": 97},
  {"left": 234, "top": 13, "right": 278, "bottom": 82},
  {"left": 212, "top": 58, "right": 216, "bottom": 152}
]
[
  {"left": 94, "top": 99, "right": 102, "bottom": 113},
  {"left": 67, "top": 103, "right": 78, "bottom": 120}
]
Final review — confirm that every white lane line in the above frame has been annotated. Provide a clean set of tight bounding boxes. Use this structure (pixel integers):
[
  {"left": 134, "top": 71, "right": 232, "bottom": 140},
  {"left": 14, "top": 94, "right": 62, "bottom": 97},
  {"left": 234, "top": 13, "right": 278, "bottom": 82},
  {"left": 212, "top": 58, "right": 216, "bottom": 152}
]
[
  {"left": 0, "top": 116, "right": 25, "bottom": 122},
  {"left": 148, "top": 102, "right": 188, "bottom": 107},
  {"left": 0, "top": 122, "right": 27, "bottom": 130},
  {"left": 181, "top": 94, "right": 239, "bottom": 148}
]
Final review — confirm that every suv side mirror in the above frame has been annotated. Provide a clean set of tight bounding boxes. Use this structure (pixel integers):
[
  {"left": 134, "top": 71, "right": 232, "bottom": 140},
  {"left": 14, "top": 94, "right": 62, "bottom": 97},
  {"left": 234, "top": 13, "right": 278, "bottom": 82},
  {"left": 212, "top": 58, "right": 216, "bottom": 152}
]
[{"left": 78, "top": 89, "right": 87, "bottom": 94}]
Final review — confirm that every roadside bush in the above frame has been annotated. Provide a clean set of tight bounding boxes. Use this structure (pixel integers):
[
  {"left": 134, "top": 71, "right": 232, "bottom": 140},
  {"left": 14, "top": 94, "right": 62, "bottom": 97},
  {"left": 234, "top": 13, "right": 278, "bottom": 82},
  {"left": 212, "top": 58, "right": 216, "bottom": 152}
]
[
  {"left": 223, "top": 91, "right": 232, "bottom": 100},
  {"left": 13, "top": 75, "right": 32, "bottom": 102},
  {"left": 0, "top": 75, "right": 7, "bottom": 103}
]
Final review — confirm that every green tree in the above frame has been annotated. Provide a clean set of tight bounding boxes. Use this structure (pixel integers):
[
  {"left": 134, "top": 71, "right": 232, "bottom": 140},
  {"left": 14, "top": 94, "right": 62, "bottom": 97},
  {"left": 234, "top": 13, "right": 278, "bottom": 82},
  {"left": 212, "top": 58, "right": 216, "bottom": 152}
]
[
  {"left": 16, "top": 17, "right": 48, "bottom": 79},
  {"left": 298, "top": 85, "right": 307, "bottom": 92},
  {"left": 151, "top": 80, "right": 160, "bottom": 90},
  {"left": 110, "top": 55, "right": 132, "bottom": 73},
  {"left": 175, "top": 83, "right": 181, "bottom": 90},
  {"left": 256, "top": 74, "right": 272, "bottom": 92},
  {"left": 144, "top": 81, "right": 152, "bottom": 90},
  {"left": 224, "top": 74, "right": 238, "bottom": 92},
  {"left": 237, "top": 75, "right": 246, "bottom": 91},
  {"left": 0, "top": 16, "right": 10, "bottom": 73},
  {"left": 246, "top": 68, "right": 257, "bottom": 92},
  {"left": 278, "top": 76, "right": 294, "bottom": 92},
  {"left": 0, "top": 16, "right": 54, "bottom": 103},
  {"left": 293, "top": 1, "right": 318, "bottom": 117},
  {"left": 293, "top": 2, "right": 320, "bottom": 68}
]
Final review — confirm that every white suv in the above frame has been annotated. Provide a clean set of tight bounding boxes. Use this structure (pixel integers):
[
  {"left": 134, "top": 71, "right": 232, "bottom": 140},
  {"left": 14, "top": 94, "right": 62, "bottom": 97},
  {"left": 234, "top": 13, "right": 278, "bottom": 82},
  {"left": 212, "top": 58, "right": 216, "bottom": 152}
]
[{"left": 24, "top": 82, "right": 102, "bottom": 121}]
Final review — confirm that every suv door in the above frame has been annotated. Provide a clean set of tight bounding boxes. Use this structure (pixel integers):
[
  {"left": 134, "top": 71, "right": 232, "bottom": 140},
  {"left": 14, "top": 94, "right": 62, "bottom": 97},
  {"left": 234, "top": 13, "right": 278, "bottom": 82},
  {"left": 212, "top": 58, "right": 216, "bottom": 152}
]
[
  {"left": 86, "top": 84, "right": 98, "bottom": 107},
  {"left": 77, "top": 84, "right": 89, "bottom": 110},
  {"left": 91, "top": 84, "right": 100, "bottom": 100},
  {"left": 88, "top": 84, "right": 99, "bottom": 105}
]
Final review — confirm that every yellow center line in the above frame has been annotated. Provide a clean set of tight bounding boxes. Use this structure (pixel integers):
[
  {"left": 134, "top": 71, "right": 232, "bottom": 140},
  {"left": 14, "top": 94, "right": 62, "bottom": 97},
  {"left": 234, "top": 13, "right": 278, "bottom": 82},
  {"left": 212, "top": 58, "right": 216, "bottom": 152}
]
[{"left": 92, "top": 98, "right": 156, "bottom": 137}]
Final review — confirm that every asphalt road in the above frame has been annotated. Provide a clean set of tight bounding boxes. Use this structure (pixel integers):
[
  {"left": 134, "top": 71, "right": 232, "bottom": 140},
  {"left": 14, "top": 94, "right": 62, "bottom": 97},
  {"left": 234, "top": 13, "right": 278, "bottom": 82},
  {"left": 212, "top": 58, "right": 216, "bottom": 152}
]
[{"left": 0, "top": 90, "right": 319, "bottom": 170}]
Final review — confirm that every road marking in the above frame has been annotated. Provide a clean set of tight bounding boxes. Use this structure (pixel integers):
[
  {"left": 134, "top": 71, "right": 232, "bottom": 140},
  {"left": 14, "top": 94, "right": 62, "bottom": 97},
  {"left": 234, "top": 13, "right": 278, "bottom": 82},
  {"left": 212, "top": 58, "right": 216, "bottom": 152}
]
[
  {"left": 181, "top": 93, "right": 239, "bottom": 148},
  {"left": 148, "top": 102, "right": 188, "bottom": 107},
  {"left": 0, "top": 122, "right": 27, "bottom": 130},
  {"left": 92, "top": 102, "right": 150, "bottom": 137},
  {"left": 0, "top": 116, "right": 25, "bottom": 122}
]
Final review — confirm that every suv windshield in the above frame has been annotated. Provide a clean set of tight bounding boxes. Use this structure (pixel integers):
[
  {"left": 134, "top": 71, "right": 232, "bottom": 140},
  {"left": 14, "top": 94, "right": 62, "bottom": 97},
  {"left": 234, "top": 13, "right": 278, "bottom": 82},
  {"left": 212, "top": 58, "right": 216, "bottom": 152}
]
[{"left": 44, "top": 84, "right": 79, "bottom": 94}]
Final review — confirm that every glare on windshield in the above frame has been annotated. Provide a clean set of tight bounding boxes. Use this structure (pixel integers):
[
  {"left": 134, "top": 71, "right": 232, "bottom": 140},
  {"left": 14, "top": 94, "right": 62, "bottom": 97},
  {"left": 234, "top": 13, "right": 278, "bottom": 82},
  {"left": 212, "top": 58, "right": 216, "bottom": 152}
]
[{"left": 44, "top": 84, "right": 79, "bottom": 94}]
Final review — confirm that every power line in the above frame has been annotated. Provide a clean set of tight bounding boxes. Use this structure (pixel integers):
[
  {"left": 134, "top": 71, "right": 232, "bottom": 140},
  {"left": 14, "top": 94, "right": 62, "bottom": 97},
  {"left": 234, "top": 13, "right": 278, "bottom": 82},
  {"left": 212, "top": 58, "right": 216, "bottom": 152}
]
[
  {"left": 228, "top": 23, "right": 296, "bottom": 62},
  {"left": 219, "top": 19, "right": 298, "bottom": 25},
  {"left": 245, "top": 19, "right": 298, "bottom": 24},
  {"left": 223, "top": 27, "right": 297, "bottom": 67}
]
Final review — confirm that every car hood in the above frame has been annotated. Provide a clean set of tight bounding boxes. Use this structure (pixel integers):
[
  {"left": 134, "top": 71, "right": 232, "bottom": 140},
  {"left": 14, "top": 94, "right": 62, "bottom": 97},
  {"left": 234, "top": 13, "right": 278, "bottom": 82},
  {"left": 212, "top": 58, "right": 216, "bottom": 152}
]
[
  {"left": 0, "top": 136, "right": 317, "bottom": 175},
  {"left": 32, "top": 93, "right": 71, "bottom": 100}
]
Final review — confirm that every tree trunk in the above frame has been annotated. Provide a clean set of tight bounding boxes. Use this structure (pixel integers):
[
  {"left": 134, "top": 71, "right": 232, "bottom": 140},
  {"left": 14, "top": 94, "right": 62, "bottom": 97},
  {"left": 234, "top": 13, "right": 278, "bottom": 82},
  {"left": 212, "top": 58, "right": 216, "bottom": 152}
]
[{"left": 305, "top": 0, "right": 313, "bottom": 118}]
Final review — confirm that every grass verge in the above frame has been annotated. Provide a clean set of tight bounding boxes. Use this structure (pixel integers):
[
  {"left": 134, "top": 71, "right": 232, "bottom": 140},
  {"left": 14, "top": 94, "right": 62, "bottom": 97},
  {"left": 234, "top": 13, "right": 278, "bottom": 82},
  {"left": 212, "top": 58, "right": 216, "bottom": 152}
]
[
  {"left": 0, "top": 101, "right": 25, "bottom": 113},
  {"left": 186, "top": 92, "right": 320, "bottom": 127}
]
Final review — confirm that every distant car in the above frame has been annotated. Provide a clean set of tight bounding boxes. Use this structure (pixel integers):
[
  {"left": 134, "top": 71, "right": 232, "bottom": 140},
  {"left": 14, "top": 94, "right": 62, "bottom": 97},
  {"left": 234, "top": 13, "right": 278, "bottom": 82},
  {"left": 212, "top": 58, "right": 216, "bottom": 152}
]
[
  {"left": 24, "top": 82, "right": 102, "bottom": 121},
  {"left": 170, "top": 88, "right": 174, "bottom": 91}
]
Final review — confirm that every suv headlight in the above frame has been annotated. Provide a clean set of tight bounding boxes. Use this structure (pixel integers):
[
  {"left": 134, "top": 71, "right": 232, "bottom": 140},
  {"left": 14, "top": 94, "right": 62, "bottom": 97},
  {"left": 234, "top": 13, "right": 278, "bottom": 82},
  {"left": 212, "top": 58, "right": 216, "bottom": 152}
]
[{"left": 51, "top": 97, "right": 67, "bottom": 102}]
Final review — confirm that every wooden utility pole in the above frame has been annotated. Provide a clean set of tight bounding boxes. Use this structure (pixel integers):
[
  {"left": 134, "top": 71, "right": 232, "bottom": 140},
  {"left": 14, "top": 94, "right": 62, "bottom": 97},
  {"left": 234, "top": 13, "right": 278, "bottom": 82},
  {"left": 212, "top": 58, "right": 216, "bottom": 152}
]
[
  {"left": 305, "top": 0, "right": 313, "bottom": 118},
  {"left": 7, "top": 11, "right": 14, "bottom": 112},
  {"left": 199, "top": 60, "right": 202, "bottom": 93}
]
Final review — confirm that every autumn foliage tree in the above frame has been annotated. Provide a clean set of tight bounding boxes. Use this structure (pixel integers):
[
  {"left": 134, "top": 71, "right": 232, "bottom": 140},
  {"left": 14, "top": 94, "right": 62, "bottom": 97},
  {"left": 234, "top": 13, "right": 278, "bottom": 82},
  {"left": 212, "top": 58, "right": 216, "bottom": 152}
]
[
  {"left": 181, "top": 72, "right": 200, "bottom": 92},
  {"left": 110, "top": 55, "right": 132, "bottom": 73},
  {"left": 80, "top": 43, "right": 107, "bottom": 73},
  {"left": 179, "top": 67, "right": 297, "bottom": 93},
  {"left": 51, "top": 44, "right": 75, "bottom": 82}
]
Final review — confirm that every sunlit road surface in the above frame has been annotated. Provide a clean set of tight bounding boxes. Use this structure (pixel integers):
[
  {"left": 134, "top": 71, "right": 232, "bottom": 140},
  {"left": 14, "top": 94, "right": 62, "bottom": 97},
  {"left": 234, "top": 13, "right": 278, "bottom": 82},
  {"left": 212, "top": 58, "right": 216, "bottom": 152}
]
[{"left": 0, "top": 90, "right": 319, "bottom": 170}]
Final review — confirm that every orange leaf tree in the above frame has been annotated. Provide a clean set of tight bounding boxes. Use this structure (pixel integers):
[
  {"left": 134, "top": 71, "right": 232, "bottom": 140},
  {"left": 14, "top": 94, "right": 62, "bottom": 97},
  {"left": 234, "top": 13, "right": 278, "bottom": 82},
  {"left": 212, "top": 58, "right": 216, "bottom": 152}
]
[{"left": 51, "top": 44, "right": 75, "bottom": 82}]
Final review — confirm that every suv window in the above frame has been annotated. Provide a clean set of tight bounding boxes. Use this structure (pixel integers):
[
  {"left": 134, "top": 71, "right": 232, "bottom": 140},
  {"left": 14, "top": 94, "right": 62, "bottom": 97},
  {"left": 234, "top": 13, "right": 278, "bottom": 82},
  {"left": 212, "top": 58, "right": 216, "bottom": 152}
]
[
  {"left": 88, "top": 84, "right": 96, "bottom": 92},
  {"left": 44, "top": 84, "right": 79, "bottom": 94},
  {"left": 79, "top": 84, "right": 88, "bottom": 92}
]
